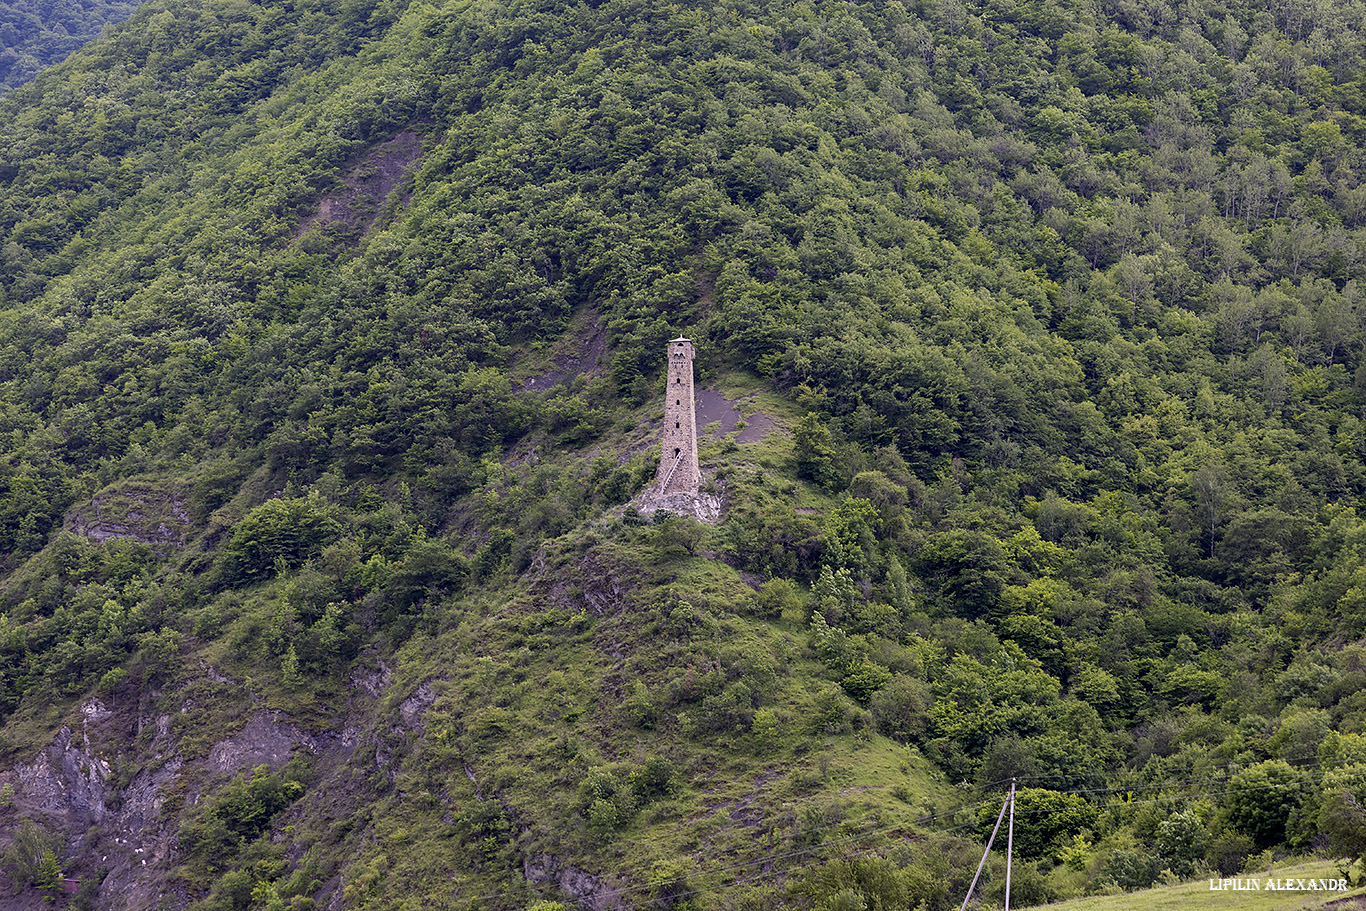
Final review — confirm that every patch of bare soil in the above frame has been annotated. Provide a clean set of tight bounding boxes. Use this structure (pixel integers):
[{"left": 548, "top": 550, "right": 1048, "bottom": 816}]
[
  {"left": 694, "top": 388, "right": 778, "bottom": 443},
  {"left": 695, "top": 388, "right": 740, "bottom": 435},
  {"left": 1324, "top": 897, "right": 1366, "bottom": 910},
  {"left": 736, "top": 414, "right": 777, "bottom": 442},
  {"left": 517, "top": 309, "right": 609, "bottom": 392},
  {"left": 292, "top": 130, "right": 425, "bottom": 242}
]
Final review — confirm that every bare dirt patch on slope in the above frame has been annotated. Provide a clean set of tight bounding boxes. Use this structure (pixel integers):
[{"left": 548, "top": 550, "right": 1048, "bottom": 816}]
[
  {"left": 516, "top": 309, "right": 609, "bottom": 392},
  {"left": 293, "top": 129, "right": 425, "bottom": 242},
  {"left": 695, "top": 388, "right": 777, "bottom": 443}
]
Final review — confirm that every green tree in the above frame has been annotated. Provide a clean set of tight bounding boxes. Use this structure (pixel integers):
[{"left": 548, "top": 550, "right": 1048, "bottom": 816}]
[
  {"left": 978, "top": 788, "right": 1097, "bottom": 861},
  {"left": 821, "top": 497, "right": 879, "bottom": 579},
  {"left": 1155, "top": 810, "right": 1208, "bottom": 878},
  {"left": 919, "top": 530, "right": 1010, "bottom": 617},
  {"left": 33, "top": 848, "right": 60, "bottom": 898},
  {"left": 800, "top": 855, "right": 907, "bottom": 911},
  {"left": 794, "top": 413, "right": 843, "bottom": 491},
  {"left": 0, "top": 820, "right": 58, "bottom": 895},
  {"left": 1224, "top": 760, "right": 1308, "bottom": 849},
  {"left": 225, "top": 493, "right": 341, "bottom": 584},
  {"left": 1318, "top": 764, "right": 1366, "bottom": 862},
  {"left": 868, "top": 676, "right": 931, "bottom": 744}
]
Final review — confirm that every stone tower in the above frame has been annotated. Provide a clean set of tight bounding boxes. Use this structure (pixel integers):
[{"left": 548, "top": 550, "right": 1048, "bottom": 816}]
[{"left": 656, "top": 337, "right": 700, "bottom": 496}]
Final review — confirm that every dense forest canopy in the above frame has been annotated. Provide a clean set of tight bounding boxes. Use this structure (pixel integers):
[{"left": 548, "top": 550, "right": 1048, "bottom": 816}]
[
  {"left": 1, "top": 0, "right": 1366, "bottom": 905},
  {"left": 0, "top": 0, "right": 142, "bottom": 93}
]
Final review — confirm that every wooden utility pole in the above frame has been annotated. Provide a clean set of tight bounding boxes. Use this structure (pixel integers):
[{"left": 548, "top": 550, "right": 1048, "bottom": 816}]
[
  {"left": 958, "top": 781, "right": 1016, "bottom": 911},
  {"left": 1005, "top": 779, "right": 1016, "bottom": 911}
]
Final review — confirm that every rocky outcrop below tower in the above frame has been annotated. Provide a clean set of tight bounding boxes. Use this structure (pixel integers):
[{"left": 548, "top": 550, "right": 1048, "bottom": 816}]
[{"left": 633, "top": 487, "right": 722, "bottom": 523}]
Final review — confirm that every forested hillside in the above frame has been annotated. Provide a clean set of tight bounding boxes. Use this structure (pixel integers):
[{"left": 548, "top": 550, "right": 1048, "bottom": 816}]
[
  {"left": 0, "top": 0, "right": 141, "bottom": 93},
  {"left": 2, "top": 0, "right": 1366, "bottom": 906}
]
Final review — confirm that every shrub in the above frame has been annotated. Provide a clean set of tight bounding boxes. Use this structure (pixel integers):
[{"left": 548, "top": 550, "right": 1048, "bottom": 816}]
[
  {"left": 868, "top": 676, "right": 930, "bottom": 743},
  {"left": 629, "top": 756, "right": 678, "bottom": 802},
  {"left": 1205, "top": 830, "right": 1255, "bottom": 876},
  {"left": 579, "top": 767, "right": 636, "bottom": 834},
  {"left": 839, "top": 661, "right": 892, "bottom": 705},
  {"left": 748, "top": 577, "right": 802, "bottom": 619},
  {"left": 1155, "top": 810, "right": 1208, "bottom": 878},
  {"left": 1106, "top": 847, "right": 1161, "bottom": 889}
]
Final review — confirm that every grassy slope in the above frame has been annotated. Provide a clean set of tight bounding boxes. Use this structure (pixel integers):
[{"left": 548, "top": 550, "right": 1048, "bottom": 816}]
[{"left": 1045, "top": 860, "right": 1365, "bottom": 911}]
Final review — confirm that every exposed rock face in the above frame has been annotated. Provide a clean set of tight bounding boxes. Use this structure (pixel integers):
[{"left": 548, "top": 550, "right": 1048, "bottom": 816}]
[
  {"left": 5, "top": 700, "right": 185, "bottom": 909},
  {"left": 634, "top": 488, "right": 723, "bottom": 523},
  {"left": 349, "top": 658, "right": 392, "bottom": 699},
  {"left": 96, "top": 757, "right": 185, "bottom": 911},
  {"left": 0, "top": 613, "right": 658, "bottom": 911},
  {"left": 64, "top": 487, "right": 192, "bottom": 548},
  {"left": 524, "top": 854, "right": 622, "bottom": 911},
  {"left": 293, "top": 130, "right": 425, "bottom": 241},
  {"left": 522, "top": 551, "right": 633, "bottom": 617},
  {"left": 14, "top": 723, "right": 111, "bottom": 822},
  {"left": 398, "top": 683, "right": 436, "bottom": 729},
  {"left": 2, "top": 701, "right": 321, "bottom": 911},
  {"left": 116, "top": 758, "right": 183, "bottom": 838},
  {"left": 515, "top": 309, "right": 609, "bottom": 393},
  {"left": 207, "top": 711, "right": 317, "bottom": 775}
]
